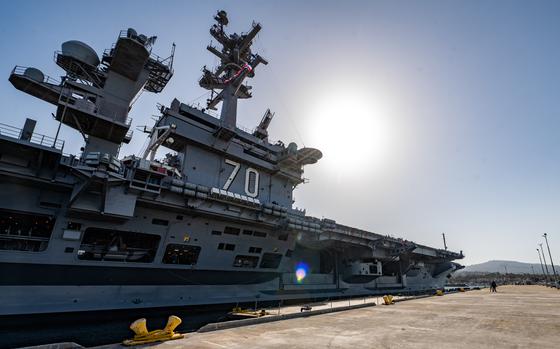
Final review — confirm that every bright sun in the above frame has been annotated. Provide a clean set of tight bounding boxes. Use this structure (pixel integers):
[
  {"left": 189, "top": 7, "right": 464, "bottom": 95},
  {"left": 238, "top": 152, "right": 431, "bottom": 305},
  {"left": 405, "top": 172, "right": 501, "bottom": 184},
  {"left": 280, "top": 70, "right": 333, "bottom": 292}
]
[{"left": 305, "top": 91, "right": 392, "bottom": 175}]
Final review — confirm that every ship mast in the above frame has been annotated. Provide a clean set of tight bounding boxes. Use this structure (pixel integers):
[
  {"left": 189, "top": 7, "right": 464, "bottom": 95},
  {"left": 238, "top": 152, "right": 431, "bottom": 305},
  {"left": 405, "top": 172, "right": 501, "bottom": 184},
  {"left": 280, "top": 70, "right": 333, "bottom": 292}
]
[
  {"left": 9, "top": 28, "right": 174, "bottom": 157},
  {"left": 199, "top": 10, "right": 268, "bottom": 130}
]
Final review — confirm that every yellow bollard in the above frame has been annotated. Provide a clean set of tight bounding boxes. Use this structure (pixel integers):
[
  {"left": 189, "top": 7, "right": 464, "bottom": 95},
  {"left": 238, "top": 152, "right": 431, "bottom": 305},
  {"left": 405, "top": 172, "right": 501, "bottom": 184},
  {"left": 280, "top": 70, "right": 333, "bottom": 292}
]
[
  {"left": 129, "top": 318, "right": 149, "bottom": 337},
  {"left": 435, "top": 289, "right": 444, "bottom": 296},
  {"left": 123, "top": 315, "right": 184, "bottom": 346},
  {"left": 230, "top": 307, "right": 269, "bottom": 318},
  {"left": 383, "top": 295, "right": 394, "bottom": 305}
]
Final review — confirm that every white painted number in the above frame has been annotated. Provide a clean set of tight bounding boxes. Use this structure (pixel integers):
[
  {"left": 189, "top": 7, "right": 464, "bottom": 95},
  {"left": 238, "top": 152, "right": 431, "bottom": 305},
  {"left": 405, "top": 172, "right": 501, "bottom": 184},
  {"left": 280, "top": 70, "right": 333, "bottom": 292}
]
[
  {"left": 223, "top": 159, "right": 260, "bottom": 198},
  {"left": 245, "top": 168, "right": 259, "bottom": 198},
  {"left": 223, "top": 159, "right": 240, "bottom": 190}
]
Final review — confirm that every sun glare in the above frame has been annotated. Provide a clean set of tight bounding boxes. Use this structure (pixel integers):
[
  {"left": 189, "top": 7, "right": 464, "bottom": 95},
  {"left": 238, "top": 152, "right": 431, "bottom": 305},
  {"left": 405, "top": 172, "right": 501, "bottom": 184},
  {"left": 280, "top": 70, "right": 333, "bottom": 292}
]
[{"left": 305, "top": 91, "right": 391, "bottom": 175}]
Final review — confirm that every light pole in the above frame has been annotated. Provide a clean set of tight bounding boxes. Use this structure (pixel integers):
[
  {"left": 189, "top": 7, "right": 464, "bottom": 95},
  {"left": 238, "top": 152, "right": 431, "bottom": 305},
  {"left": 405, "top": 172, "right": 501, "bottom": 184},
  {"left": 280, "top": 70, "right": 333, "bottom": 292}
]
[
  {"left": 537, "top": 248, "right": 546, "bottom": 279},
  {"left": 539, "top": 244, "right": 551, "bottom": 283},
  {"left": 543, "top": 233, "right": 558, "bottom": 285},
  {"left": 537, "top": 248, "right": 546, "bottom": 278}
]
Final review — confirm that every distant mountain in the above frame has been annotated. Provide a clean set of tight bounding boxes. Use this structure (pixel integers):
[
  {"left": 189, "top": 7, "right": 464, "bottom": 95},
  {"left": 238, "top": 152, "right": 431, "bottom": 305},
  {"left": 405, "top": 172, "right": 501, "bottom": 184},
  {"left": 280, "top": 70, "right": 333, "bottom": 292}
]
[{"left": 458, "top": 260, "right": 559, "bottom": 274}]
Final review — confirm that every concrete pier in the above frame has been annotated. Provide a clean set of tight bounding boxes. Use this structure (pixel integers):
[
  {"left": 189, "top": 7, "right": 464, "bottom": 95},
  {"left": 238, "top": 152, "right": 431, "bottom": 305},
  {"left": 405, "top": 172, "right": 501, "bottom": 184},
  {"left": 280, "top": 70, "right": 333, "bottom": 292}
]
[{"left": 99, "top": 286, "right": 559, "bottom": 349}]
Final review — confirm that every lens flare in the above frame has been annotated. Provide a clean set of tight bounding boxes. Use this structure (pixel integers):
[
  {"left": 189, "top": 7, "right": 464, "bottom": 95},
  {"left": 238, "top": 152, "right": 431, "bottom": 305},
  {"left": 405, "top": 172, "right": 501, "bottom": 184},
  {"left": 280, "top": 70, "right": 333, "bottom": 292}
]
[{"left": 295, "top": 262, "right": 308, "bottom": 283}]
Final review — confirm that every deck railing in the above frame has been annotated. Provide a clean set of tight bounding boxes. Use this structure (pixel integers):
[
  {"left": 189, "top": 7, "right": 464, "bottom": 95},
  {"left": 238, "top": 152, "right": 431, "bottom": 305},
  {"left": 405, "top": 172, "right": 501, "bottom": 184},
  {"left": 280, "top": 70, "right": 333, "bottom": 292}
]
[
  {"left": 0, "top": 122, "right": 64, "bottom": 151},
  {"left": 102, "top": 30, "right": 174, "bottom": 70},
  {"left": 11, "top": 65, "right": 60, "bottom": 85}
]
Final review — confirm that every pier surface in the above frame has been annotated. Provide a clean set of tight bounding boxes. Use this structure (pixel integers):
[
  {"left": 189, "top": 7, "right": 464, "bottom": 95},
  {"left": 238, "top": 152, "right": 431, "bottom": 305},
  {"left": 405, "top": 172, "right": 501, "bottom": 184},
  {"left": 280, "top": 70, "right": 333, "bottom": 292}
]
[{"left": 100, "top": 285, "right": 559, "bottom": 349}]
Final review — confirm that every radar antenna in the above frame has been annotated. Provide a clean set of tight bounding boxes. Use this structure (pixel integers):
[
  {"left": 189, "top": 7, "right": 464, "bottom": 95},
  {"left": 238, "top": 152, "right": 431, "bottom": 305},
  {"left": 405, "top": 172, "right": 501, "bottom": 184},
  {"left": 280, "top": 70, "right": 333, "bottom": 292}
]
[
  {"left": 199, "top": 10, "right": 268, "bottom": 129},
  {"left": 253, "top": 109, "right": 274, "bottom": 140}
]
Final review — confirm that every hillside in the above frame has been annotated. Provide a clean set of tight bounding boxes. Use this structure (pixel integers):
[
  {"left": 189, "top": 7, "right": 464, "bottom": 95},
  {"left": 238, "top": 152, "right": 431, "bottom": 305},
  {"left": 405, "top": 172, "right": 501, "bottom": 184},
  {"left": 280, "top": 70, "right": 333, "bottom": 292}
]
[{"left": 458, "top": 260, "right": 559, "bottom": 274}]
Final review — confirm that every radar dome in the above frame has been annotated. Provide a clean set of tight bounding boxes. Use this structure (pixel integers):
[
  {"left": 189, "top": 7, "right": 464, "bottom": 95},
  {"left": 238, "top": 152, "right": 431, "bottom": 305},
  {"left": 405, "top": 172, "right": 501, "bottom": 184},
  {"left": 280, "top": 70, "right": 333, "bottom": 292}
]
[
  {"left": 287, "top": 142, "right": 298, "bottom": 155},
  {"left": 61, "top": 40, "right": 100, "bottom": 67},
  {"left": 23, "top": 67, "right": 44, "bottom": 82},
  {"left": 126, "top": 28, "right": 137, "bottom": 39}
]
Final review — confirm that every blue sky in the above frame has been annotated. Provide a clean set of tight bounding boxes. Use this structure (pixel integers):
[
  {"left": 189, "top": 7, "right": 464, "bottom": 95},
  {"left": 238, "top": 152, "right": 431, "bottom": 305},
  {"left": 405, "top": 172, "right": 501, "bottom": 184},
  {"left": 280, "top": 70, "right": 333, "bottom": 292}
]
[{"left": 1, "top": 0, "right": 559, "bottom": 265}]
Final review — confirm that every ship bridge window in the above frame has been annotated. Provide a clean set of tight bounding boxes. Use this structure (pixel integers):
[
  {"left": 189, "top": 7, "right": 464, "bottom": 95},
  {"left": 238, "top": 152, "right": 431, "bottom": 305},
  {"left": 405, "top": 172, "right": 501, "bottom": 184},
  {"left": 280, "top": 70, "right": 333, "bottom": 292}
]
[
  {"left": 77, "top": 228, "right": 160, "bottom": 263},
  {"left": 259, "top": 252, "right": 282, "bottom": 269},
  {"left": 278, "top": 233, "right": 288, "bottom": 241},
  {"left": 233, "top": 255, "right": 259, "bottom": 268},
  {"left": 253, "top": 231, "right": 267, "bottom": 238},
  {"left": 248, "top": 246, "right": 262, "bottom": 254},
  {"left": 162, "top": 244, "right": 201, "bottom": 265},
  {"left": 218, "top": 243, "right": 235, "bottom": 251},
  {"left": 0, "top": 210, "right": 55, "bottom": 252},
  {"left": 224, "top": 226, "right": 240, "bottom": 235}
]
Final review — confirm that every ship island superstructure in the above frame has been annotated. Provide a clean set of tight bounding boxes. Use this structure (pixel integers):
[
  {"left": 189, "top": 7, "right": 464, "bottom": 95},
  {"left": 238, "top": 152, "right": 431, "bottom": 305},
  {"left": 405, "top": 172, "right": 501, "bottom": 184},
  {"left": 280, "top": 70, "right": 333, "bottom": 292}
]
[{"left": 0, "top": 11, "right": 463, "bottom": 316}]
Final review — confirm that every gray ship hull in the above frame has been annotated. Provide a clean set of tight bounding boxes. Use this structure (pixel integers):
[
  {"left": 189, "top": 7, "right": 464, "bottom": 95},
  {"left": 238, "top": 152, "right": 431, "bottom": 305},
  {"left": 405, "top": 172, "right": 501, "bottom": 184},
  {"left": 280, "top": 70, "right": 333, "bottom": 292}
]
[{"left": 0, "top": 267, "right": 454, "bottom": 316}]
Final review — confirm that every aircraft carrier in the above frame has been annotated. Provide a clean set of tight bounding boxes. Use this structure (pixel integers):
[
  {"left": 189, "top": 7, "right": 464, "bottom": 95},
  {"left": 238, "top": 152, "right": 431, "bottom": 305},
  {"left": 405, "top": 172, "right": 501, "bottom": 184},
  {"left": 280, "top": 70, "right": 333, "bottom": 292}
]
[{"left": 0, "top": 10, "right": 463, "bottom": 318}]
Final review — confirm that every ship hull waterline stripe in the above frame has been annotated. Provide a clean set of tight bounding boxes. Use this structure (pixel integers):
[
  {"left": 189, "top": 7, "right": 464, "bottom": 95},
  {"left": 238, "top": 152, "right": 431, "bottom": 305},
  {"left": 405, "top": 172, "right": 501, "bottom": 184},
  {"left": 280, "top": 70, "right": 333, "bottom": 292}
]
[{"left": 0, "top": 263, "right": 280, "bottom": 286}]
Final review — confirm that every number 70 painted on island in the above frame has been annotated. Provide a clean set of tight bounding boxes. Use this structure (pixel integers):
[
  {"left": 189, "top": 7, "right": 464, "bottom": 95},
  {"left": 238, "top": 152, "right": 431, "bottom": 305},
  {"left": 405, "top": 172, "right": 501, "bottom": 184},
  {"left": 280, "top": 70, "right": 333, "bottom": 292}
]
[{"left": 223, "top": 159, "right": 260, "bottom": 198}]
